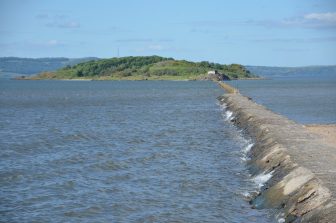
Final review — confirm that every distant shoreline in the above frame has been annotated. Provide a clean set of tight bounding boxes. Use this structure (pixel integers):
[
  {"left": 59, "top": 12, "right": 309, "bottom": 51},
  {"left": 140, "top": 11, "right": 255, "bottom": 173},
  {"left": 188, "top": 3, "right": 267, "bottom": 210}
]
[
  {"left": 11, "top": 56, "right": 256, "bottom": 81},
  {"left": 14, "top": 76, "right": 263, "bottom": 81}
]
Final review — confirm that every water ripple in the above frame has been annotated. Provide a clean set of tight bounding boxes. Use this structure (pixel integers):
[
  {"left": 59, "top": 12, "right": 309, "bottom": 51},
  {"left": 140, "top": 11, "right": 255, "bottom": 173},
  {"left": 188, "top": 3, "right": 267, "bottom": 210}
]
[{"left": 0, "top": 80, "right": 274, "bottom": 222}]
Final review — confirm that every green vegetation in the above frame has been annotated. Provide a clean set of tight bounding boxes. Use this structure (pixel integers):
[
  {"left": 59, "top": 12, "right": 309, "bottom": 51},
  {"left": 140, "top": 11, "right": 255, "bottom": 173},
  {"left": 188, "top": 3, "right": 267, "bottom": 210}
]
[{"left": 31, "top": 56, "right": 256, "bottom": 80}]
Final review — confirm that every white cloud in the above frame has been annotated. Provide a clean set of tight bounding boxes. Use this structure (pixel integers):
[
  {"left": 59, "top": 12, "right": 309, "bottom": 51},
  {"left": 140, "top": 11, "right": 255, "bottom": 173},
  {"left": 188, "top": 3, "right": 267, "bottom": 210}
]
[
  {"left": 148, "top": 44, "right": 164, "bottom": 50},
  {"left": 36, "top": 13, "right": 49, "bottom": 19},
  {"left": 46, "top": 21, "right": 80, "bottom": 28},
  {"left": 0, "top": 40, "right": 66, "bottom": 52},
  {"left": 134, "top": 44, "right": 170, "bottom": 52},
  {"left": 116, "top": 38, "right": 153, "bottom": 43},
  {"left": 116, "top": 38, "right": 173, "bottom": 43},
  {"left": 304, "top": 12, "right": 336, "bottom": 23},
  {"left": 45, "top": 40, "right": 64, "bottom": 46},
  {"left": 59, "top": 21, "right": 80, "bottom": 28},
  {"left": 252, "top": 36, "right": 336, "bottom": 43},
  {"left": 35, "top": 13, "right": 67, "bottom": 20},
  {"left": 36, "top": 13, "right": 80, "bottom": 29},
  {"left": 245, "top": 12, "right": 336, "bottom": 29}
]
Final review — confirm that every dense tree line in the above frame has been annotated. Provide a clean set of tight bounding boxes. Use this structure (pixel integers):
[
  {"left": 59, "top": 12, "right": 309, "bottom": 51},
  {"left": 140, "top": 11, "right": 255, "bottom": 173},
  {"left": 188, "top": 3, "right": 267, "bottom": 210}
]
[{"left": 52, "top": 56, "right": 255, "bottom": 79}]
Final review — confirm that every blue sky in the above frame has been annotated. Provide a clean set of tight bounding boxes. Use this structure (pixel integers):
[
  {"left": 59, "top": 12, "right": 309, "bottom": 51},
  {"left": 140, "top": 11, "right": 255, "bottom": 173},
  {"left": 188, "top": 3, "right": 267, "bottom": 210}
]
[{"left": 1, "top": 0, "right": 336, "bottom": 66}]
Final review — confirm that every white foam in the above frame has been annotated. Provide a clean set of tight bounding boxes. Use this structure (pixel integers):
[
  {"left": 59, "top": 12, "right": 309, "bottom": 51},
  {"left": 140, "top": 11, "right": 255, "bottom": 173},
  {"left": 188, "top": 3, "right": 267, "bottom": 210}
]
[
  {"left": 253, "top": 170, "right": 274, "bottom": 188},
  {"left": 242, "top": 191, "right": 250, "bottom": 197},
  {"left": 220, "top": 103, "right": 227, "bottom": 111},
  {"left": 241, "top": 191, "right": 252, "bottom": 200},
  {"left": 240, "top": 143, "right": 254, "bottom": 162},
  {"left": 278, "top": 218, "right": 285, "bottom": 223},
  {"left": 276, "top": 212, "right": 286, "bottom": 223},
  {"left": 218, "top": 103, "right": 236, "bottom": 122},
  {"left": 240, "top": 156, "right": 248, "bottom": 161},
  {"left": 224, "top": 110, "right": 234, "bottom": 121},
  {"left": 243, "top": 143, "right": 254, "bottom": 153}
]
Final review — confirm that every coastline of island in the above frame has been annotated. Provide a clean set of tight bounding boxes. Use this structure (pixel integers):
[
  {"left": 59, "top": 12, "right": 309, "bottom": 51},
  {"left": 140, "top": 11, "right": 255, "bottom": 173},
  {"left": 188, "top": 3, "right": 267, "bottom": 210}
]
[{"left": 14, "top": 56, "right": 258, "bottom": 81}]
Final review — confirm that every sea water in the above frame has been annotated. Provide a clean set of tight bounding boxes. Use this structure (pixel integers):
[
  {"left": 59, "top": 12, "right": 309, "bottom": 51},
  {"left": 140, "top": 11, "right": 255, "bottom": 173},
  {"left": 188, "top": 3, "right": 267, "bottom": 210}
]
[
  {"left": 0, "top": 80, "right": 273, "bottom": 222},
  {"left": 231, "top": 77, "right": 336, "bottom": 124}
]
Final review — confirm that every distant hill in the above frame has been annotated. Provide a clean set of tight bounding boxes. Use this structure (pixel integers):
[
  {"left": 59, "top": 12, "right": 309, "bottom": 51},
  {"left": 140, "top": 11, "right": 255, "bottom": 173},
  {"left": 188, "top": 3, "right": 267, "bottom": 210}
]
[
  {"left": 246, "top": 65, "right": 336, "bottom": 79},
  {"left": 0, "top": 57, "right": 99, "bottom": 78},
  {"left": 28, "top": 56, "right": 255, "bottom": 80},
  {"left": 4, "top": 56, "right": 334, "bottom": 80}
]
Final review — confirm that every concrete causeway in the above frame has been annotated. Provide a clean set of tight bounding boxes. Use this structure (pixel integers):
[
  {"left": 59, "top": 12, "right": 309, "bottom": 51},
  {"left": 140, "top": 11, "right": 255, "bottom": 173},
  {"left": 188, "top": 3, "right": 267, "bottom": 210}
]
[{"left": 218, "top": 89, "right": 336, "bottom": 222}]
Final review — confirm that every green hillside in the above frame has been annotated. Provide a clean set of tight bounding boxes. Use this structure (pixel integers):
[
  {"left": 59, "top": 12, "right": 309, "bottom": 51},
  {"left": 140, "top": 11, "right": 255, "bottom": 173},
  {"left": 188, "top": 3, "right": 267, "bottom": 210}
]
[{"left": 30, "top": 56, "right": 256, "bottom": 80}]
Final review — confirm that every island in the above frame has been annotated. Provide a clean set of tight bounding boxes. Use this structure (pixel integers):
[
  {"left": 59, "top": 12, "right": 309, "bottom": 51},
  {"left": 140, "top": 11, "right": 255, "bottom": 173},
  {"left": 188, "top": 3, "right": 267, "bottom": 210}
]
[{"left": 22, "top": 56, "right": 257, "bottom": 81}]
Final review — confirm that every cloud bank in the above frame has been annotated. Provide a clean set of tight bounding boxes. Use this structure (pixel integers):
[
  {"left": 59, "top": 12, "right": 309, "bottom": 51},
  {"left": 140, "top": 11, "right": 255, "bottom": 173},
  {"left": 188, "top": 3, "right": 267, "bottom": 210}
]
[
  {"left": 36, "top": 13, "right": 80, "bottom": 29},
  {"left": 247, "top": 12, "right": 336, "bottom": 29}
]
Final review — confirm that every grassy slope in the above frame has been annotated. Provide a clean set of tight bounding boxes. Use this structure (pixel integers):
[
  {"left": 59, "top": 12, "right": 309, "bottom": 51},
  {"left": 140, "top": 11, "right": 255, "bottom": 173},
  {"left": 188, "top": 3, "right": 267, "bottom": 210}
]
[{"left": 32, "top": 56, "right": 256, "bottom": 80}]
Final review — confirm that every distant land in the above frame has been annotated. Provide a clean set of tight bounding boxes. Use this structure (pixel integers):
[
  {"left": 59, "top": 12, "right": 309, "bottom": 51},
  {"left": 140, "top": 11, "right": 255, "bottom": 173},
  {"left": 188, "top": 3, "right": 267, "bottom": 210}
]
[
  {"left": 0, "top": 57, "right": 99, "bottom": 79},
  {"left": 3, "top": 56, "right": 255, "bottom": 81},
  {"left": 0, "top": 56, "right": 335, "bottom": 80}
]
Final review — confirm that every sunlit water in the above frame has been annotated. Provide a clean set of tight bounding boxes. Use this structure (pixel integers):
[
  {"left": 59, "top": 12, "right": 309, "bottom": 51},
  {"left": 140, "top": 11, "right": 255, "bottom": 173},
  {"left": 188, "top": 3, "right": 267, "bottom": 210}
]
[{"left": 0, "top": 80, "right": 274, "bottom": 222}]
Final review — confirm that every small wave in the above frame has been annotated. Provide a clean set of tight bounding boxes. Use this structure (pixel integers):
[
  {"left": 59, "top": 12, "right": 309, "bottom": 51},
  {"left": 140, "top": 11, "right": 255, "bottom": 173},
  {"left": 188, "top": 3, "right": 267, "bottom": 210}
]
[
  {"left": 240, "top": 156, "right": 250, "bottom": 161},
  {"left": 224, "top": 110, "right": 234, "bottom": 121},
  {"left": 220, "top": 103, "right": 227, "bottom": 111},
  {"left": 275, "top": 212, "right": 286, "bottom": 223},
  {"left": 240, "top": 156, "right": 248, "bottom": 162},
  {"left": 243, "top": 143, "right": 254, "bottom": 154},
  {"left": 240, "top": 190, "right": 259, "bottom": 201},
  {"left": 252, "top": 170, "right": 274, "bottom": 188},
  {"left": 278, "top": 218, "right": 285, "bottom": 223},
  {"left": 240, "top": 142, "right": 254, "bottom": 162},
  {"left": 241, "top": 191, "right": 251, "bottom": 200},
  {"left": 218, "top": 102, "right": 235, "bottom": 122}
]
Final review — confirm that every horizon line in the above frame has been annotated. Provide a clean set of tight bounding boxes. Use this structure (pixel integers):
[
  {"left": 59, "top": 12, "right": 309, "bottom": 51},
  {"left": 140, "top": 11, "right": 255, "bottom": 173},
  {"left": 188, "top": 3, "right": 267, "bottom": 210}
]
[{"left": 1, "top": 55, "right": 335, "bottom": 68}]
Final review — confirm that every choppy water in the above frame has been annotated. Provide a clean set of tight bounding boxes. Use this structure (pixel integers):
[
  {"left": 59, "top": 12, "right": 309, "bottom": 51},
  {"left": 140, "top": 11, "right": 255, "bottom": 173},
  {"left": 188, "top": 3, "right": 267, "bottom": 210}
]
[
  {"left": 231, "top": 78, "right": 336, "bottom": 124},
  {"left": 0, "top": 80, "right": 273, "bottom": 222}
]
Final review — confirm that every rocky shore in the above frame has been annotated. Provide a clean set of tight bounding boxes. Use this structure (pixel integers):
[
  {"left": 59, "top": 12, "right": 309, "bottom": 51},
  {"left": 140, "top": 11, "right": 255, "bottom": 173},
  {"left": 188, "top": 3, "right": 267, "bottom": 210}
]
[{"left": 218, "top": 90, "right": 336, "bottom": 222}]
